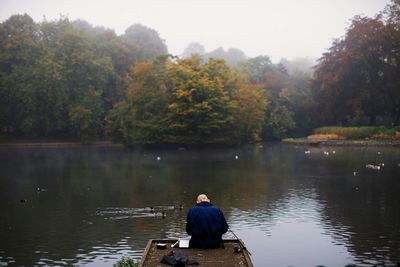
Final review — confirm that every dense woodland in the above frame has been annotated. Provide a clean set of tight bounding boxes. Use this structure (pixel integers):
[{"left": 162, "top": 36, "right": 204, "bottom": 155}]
[{"left": 0, "top": 1, "right": 399, "bottom": 145}]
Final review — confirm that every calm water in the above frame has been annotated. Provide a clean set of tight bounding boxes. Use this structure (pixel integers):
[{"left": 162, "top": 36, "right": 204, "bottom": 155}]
[{"left": 0, "top": 144, "right": 399, "bottom": 267}]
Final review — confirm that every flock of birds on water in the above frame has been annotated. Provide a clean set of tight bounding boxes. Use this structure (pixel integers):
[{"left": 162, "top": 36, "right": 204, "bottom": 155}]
[
  {"left": 19, "top": 148, "right": 399, "bottom": 206},
  {"left": 303, "top": 149, "right": 390, "bottom": 173},
  {"left": 94, "top": 204, "right": 184, "bottom": 220}
]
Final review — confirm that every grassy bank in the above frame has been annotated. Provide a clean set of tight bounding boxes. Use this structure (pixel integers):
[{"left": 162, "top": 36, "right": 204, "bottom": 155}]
[
  {"left": 283, "top": 126, "right": 400, "bottom": 147},
  {"left": 314, "top": 126, "right": 400, "bottom": 140}
]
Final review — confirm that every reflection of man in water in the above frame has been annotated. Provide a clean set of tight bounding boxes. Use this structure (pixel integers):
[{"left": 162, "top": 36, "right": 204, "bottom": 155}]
[{"left": 186, "top": 194, "right": 228, "bottom": 248}]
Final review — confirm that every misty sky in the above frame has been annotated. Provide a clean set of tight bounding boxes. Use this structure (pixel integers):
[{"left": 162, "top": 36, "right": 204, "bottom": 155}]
[{"left": 0, "top": 0, "right": 391, "bottom": 62}]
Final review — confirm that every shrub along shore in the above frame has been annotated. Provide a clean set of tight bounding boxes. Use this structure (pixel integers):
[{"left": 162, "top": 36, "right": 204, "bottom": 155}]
[{"left": 283, "top": 126, "right": 400, "bottom": 147}]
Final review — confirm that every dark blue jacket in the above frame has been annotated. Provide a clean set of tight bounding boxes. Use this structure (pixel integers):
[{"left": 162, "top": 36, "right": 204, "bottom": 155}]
[{"left": 186, "top": 202, "right": 228, "bottom": 248}]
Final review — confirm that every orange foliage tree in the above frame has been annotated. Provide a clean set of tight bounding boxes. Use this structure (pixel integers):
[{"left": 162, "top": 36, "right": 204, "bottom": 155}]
[
  {"left": 312, "top": 10, "right": 400, "bottom": 126},
  {"left": 107, "top": 55, "right": 267, "bottom": 146}
]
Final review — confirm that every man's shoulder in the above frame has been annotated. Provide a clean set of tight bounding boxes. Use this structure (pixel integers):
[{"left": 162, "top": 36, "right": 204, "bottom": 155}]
[{"left": 189, "top": 203, "right": 219, "bottom": 211}]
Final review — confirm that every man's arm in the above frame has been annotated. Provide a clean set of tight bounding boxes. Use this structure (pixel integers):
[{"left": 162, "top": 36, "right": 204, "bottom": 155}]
[
  {"left": 220, "top": 210, "right": 228, "bottom": 234},
  {"left": 186, "top": 211, "right": 193, "bottom": 235}
]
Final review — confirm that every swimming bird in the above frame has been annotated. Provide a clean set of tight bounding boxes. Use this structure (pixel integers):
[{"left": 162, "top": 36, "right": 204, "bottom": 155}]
[
  {"left": 366, "top": 164, "right": 380, "bottom": 170},
  {"left": 167, "top": 204, "right": 183, "bottom": 210},
  {"left": 155, "top": 204, "right": 184, "bottom": 211},
  {"left": 157, "top": 156, "right": 161, "bottom": 161},
  {"left": 153, "top": 211, "right": 166, "bottom": 218},
  {"left": 144, "top": 207, "right": 155, "bottom": 212},
  {"left": 235, "top": 155, "right": 239, "bottom": 160}
]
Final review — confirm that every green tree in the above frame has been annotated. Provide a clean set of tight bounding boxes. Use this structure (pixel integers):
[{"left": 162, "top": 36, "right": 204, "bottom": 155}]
[
  {"left": 264, "top": 102, "right": 296, "bottom": 139},
  {"left": 69, "top": 89, "right": 103, "bottom": 143},
  {"left": 0, "top": 14, "right": 177, "bottom": 142},
  {"left": 0, "top": 14, "right": 42, "bottom": 134},
  {"left": 0, "top": 15, "right": 114, "bottom": 140},
  {"left": 280, "top": 57, "right": 315, "bottom": 134},
  {"left": 240, "top": 56, "right": 298, "bottom": 139},
  {"left": 43, "top": 19, "right": 113, "bottom": 138},
  {"left": 124, "top": 24, "right": 167, "bottom": 61}
]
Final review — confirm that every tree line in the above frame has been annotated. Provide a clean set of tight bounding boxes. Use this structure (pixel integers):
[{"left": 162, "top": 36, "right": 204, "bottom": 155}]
[
  {"left": 1, "top": 0, "right": 399, "bottom": 145},
  {"left": 0, "top": 15, "right": 166, "bottom": 142}
]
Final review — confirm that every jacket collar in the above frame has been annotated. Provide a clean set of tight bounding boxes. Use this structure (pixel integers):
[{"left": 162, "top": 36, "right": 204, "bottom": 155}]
[{"left": 196, "top": 201, "right": 212, "bottom": 207}]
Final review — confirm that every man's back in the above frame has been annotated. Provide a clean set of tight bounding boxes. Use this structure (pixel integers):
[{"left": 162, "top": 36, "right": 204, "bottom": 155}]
[{"left": 186, "top": 200, "right": 228, "bottom": 248}]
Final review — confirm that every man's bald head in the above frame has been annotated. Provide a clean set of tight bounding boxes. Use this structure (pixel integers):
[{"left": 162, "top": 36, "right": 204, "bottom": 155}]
[{"left": 196, "top": 194, "right": 210, "bottom": 203}]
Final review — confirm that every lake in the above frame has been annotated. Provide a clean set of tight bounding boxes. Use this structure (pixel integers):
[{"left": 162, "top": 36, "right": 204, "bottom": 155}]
[{"left": 0, "top": 143, "right": 399, "bottom": 266}]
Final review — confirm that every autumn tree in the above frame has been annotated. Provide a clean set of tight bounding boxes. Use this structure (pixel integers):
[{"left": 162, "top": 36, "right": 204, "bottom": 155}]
[
  {"left": 107, "top": 55, "right": 267, "bottom": 145},
  {"left": 384, "top": 0, "right": 400, "bottom": 124},
  {"left": 312, "top": 13, "right": 399, "bottom": 126},
  {"left": 231, "top": 82, "right": 267, "bottom": 142}
]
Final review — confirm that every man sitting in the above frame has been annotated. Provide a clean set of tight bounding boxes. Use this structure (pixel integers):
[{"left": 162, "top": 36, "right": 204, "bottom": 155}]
[{"left": 186, "top": 194, "right": 228, "bottom": 248}]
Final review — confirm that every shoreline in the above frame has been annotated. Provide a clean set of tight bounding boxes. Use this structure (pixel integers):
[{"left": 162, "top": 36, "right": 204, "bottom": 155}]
[
  {"left": 1, "top": 139, "right": 399, "bottom": 148},
  {"left": 282, "top": 138, "right": 400, "bottom": 147},
  {"left": 0, "top": 141, "right": 124, "bottom": 148}
]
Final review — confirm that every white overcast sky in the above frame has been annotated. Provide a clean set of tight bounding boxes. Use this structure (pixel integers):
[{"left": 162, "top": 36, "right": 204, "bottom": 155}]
[{"left": 0, "top": 0, "right": 391, "bottom": 62}]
